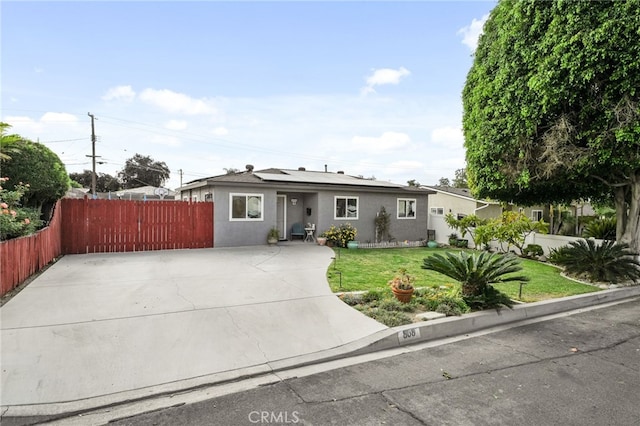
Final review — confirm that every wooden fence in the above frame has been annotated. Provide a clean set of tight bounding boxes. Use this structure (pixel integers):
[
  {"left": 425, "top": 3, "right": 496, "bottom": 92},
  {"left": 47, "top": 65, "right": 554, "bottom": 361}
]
[
  {"left": 1, "top": 201, "right": 63, "bottom": 297},
  {"left": 61, "top": 198, "right": 214, "bottom": 254},
  {"left": 1, "top": 199, "right": 214, "bottom": 296}
]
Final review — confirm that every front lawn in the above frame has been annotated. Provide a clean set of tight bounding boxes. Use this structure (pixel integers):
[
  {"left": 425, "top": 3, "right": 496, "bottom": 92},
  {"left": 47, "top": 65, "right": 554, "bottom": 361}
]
[{"left": 327, "top": 247, "right": 599, "bottom": 302}]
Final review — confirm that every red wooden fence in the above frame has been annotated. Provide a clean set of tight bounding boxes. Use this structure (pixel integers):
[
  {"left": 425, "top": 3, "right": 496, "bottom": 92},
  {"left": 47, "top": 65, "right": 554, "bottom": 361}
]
[
  {"left": 61, "top": 198, "right": 214, "bottom": 254},
  {"left": 1, "top": 199, "right": 214, "bottom": 296},
  {"left": 1, "top": 201, "right": 63, "bottom": 296}
]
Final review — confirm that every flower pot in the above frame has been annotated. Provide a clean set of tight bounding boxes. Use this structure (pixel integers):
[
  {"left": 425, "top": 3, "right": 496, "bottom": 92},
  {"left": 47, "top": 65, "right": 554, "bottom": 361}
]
[
  {"left": 427, "top": 240, "right": 438, "bottom": 248},
  {"left": 317, "top": 237, "right": 327, "bottom": 246},
  {"left": 267, "top": 237, "right": 278, "bottom": 246},
  {"left": 391, "top": 286, "right": 414, "bottom": 303}
]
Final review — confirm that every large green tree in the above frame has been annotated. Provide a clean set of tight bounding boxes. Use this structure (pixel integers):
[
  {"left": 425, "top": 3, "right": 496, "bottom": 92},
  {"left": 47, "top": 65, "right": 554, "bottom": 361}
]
[
  {"left": 2, "top": 138, "right": 70, "bottom": 212},
  {"left": 118, "top": 154, "right": 170, "bottom": 189},
  {"left": 463, "top": 0, "right": 640, "bottom": 252},
  {"left": 70, "top": 170, "right": 121, "bottom": 192}
]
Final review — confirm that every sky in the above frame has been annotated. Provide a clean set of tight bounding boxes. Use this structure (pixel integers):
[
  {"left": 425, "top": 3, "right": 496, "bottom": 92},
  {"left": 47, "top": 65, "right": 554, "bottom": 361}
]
[{"left": 1, "top": 0, "right": 496, "bottom": 191}]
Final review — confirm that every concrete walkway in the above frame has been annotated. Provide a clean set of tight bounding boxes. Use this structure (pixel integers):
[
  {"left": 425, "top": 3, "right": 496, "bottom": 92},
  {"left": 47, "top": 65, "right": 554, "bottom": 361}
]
[{"left": 0, "top": 244, "right": 386, "bottom": 415}]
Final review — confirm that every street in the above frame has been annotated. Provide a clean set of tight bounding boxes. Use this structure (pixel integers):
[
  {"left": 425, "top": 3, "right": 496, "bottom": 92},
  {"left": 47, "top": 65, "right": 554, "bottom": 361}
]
[{"left": 105, "top": 298, "right": 640, "bottom": 426}]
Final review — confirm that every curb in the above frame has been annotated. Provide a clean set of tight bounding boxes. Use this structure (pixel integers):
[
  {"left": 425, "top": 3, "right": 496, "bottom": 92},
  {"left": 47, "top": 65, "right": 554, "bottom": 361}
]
[
  {"left": 269, "top": 285, "right": 640, "bottom": 370},
  {"left": 3, "top": 286, "right": 639, "bottom": 420}
]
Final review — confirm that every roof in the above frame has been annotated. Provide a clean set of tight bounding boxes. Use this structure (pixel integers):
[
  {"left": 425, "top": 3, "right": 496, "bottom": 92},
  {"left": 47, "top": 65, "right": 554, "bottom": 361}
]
[
  {"left": 422, "top": 185, "right": 499, "bottom": 204},
  {"left": 182, "top": 168, "right": 434, "bottom": 193}
]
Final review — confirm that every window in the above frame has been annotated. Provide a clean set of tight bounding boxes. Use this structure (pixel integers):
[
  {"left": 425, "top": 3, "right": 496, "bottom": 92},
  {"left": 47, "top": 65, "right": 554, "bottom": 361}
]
[
  {"left": 456, "top": 213, "right": 467, "bottom": 220},
  {"left": 430, "top": 207, "right": 444, "bottom": 216},
  {"left": 335, "top": 196, "right": 358, "bottom": 219},
  {"left": 397, "top": 198, "right": 416, "bottom": 219},
  {"left": 230, "top": 193, "right": 263, "bottom": 220},
  {"left": 531, "top": 210, "right": 543, "bottom": 221},
  {"left": 204, "top": 193, "right": 213, "bottom": 202}
]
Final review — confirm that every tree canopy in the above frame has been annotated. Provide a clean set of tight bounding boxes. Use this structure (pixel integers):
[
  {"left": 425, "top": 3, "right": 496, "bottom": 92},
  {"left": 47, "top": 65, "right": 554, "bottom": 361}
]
[
  {"left": 463, "top": 0, "right": 640, "bottom": 252},
  {"left": 69, "top": 170, "right": 121, "bottom": 192},
  {"left": 1, "top": 137, "right": 70, "bottom": 211},
  {"left": 118, "top": 154, "right": 170, "bottom": 189}
]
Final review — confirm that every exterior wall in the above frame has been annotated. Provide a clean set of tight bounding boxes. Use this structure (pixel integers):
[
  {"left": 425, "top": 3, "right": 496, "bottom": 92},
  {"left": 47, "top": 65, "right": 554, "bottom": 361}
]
[
  {"left": 213, "top": 185, "right": 279, "bottom": 247},
  {"left": 316, "top": 190, "right": 429, "bottom": 243},
  {"left": 192, "top": 183, "right": 430, "bottom": 247},
  {"left": 181, "top": 186, "right": 213, "bottom": 203}
]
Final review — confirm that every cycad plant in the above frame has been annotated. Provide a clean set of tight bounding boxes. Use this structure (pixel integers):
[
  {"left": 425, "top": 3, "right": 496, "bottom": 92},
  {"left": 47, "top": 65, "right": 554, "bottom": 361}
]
[
  {"left": 582, "top": 217, "right": 616, "bottom": 240},
  {"left": 549, "top": 239, "right": 640, "bottom": 284},
  {"left": 422, "top": 251, "right": 529, "bottom": 299}
]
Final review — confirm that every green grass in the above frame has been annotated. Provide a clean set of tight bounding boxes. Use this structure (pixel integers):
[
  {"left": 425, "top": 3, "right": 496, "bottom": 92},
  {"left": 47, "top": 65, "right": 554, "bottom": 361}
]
[{"left": 327, "top": 247, "right": 600, "bottom": 302}]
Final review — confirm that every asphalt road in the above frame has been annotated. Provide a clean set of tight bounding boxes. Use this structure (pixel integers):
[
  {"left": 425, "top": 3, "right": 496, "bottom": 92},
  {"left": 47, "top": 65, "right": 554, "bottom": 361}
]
[{"left": 101, "top": 297, "right": 640, "bottom": 426}]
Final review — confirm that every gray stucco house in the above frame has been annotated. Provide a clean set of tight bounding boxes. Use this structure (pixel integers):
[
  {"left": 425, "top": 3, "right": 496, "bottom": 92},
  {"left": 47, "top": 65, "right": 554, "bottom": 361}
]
[{"left": 178, "top": 166, "right": 435, "bottom": 247}]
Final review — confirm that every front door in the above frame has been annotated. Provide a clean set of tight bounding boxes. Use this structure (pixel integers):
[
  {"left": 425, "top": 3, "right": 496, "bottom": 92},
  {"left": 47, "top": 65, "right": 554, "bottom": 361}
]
[{"left": 276, "top": 195, "right": 286, "bottom": 240}]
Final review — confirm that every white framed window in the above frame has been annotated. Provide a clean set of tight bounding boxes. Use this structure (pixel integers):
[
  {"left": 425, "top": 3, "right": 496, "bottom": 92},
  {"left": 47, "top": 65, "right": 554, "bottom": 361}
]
[
  {"left": 430, "top": 207, "right": 444, "bottom": 216},
  {"left": 531, "top": 210, "right": 543, "bottom": 221},
  {"left": 397, "top": 198, "right": 416, "bottom": 219},
  {"left": 335, "top": 196, "right": 358, "bottom": 219},
  {"left": 230, "top": 193, "right": 263, "bottom": 221}
]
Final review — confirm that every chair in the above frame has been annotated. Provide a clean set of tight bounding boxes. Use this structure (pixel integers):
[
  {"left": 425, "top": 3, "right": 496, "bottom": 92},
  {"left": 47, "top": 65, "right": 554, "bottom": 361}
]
[{"left": 291, "top": 223, "right": 305, "bottom": 240}]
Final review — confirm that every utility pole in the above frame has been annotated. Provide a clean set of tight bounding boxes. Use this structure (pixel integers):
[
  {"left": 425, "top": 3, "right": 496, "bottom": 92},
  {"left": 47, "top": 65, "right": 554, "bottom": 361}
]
[
  {"left": 87, "top": 113, "right": 101, "bottom": 197},
  {"left": 178, "top": 168, "right": 183, "bottom": 188}
]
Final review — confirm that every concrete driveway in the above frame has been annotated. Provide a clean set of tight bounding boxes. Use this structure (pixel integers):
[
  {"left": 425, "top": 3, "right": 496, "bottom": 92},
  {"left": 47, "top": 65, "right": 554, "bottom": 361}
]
[{"left": 0, "top": 244, "right": 386, "bottom": 415}]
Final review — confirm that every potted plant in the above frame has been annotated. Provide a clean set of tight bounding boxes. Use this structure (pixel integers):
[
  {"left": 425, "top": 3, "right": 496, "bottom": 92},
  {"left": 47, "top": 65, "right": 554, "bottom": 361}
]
[
  {"left": 448, "top": 233, "right": 459, "bottom": 246},
  {"left": 267, "top": 227, "right": 279, "bottom": 246},
  {"left": 388, "top": 268, "right": 415, "bottom": 303}
]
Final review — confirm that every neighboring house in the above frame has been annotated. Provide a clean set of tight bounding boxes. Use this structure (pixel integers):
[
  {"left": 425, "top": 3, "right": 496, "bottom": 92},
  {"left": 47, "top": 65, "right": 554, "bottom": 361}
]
[
  {"left": 65, "top": 186, "right": 176, "bottom": 200},
  {"left": 423, "top": 185, "right": 596, "bottom": 243},
  {"left": 178, "top": 166, "right": 435, "bottom": 248}
]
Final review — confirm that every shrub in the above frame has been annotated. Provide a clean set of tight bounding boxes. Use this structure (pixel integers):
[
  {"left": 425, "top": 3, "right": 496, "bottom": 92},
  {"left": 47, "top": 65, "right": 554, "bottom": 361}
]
[
  {"left": 321, "top": 223, "right": 357, "bottom": 247},
  {"left": 355, "top": 306, "right": 413, "bottom": 327},
  {"left": 522, "top": 244, "right": 544, "bottom": 258},
  {"left": 361, "top": 289, "right": 384, "bottom": 304},
  {"left": 422, "top": 251, "right": 529, "bottom": 297},
  {"left": 548, "top": 239, "right": 640, "bottom": 284},
  {"left": 582, "top": 217, "right": 616, "bottom": 240},
  {"left": 0, "top": 178, "right": 44, "bottom": 240}
]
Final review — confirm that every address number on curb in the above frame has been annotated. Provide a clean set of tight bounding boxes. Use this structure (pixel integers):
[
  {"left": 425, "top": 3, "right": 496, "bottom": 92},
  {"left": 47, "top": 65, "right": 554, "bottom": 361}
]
[{"left": 398, "top": 327, "right": 421, "bottom": 344}]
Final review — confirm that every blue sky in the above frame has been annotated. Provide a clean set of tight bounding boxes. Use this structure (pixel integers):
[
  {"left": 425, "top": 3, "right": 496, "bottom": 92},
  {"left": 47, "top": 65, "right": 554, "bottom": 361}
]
[{"left": 1, "top": 0, "right": 496, "bottom": 190}]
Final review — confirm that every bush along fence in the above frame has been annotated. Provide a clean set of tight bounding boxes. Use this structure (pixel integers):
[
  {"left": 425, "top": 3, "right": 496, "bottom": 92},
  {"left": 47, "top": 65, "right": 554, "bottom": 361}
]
[
  {"left": 0, "top": 198, "right": 214, "bottom": 297},
  {"left": 1, "top": 201, "right": 63, "bottom": 297}
]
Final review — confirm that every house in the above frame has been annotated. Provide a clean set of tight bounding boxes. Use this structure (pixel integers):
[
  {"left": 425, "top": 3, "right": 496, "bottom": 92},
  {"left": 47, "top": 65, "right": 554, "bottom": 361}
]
[
  {"left": 423, "top": 185, "right": 596, "bottom": 243},
  {"left": 65, "top": 186, "right": 177, "bottom": 200},
  {"left": 423, "top": 185, "right": 544, "bottom": 244},
  {"left": 178, "top": 165, "right": 435, "bottom": 247}
]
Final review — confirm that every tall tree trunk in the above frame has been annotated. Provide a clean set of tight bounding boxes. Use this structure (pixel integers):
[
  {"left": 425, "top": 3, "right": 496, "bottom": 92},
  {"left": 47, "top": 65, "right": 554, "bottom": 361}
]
[{"left": 619, "top": 171, "right": 640, "bottom": 256}]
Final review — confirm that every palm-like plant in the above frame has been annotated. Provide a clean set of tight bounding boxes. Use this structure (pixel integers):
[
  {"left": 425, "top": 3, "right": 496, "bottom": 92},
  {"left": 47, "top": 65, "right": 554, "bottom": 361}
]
[
  {"left": 422, "top": 251, "right": 529, "bottom": 297},
  {"left": 549, "top": 239, "right": 640, "bottom": 284}
]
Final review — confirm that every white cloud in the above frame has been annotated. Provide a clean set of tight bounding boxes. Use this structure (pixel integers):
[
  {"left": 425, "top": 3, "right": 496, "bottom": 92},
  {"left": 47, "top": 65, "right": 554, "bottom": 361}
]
[
  {"left": 351, "top": 131, "right": 411, "bottom": 152},
  {"left": 212, "top": 127, "right": 229, "bottom": 136},
  {"left": 102, "top": 85, "right": 136, "bottom": 102},
  {"left": 165, "top": 120, "right": 187, "bottom": 130},
  {"left": 431, "top": 126, "right": 464, "bottom": 149},
  {"left": 139, "top": 88, "right": 216, "bottom": 115},
  {"left": 40, "top": 112, "right": 79, "bottom": 123},
  {"left": 458, "top": 14, "right": 489, "bottom": 52},
  {"left": 361, "top": 67, "right": 411, "bottom": 95}
]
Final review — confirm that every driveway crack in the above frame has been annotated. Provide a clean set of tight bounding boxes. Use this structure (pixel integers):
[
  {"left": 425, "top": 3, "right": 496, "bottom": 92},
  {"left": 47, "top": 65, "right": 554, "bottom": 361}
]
[
  {"left": 223, "top": 307, "right": 270, "bottom": 365},
  {"left": 174, "top": 282, "right": 196, "bottom": 310}
]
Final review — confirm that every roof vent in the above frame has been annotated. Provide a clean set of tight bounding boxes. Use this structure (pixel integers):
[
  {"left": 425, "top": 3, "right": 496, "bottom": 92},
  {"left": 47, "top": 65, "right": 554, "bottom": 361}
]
[
  {"left": 337, "top": 170, "right": 345, "bottom": 174},
  {"left": 245, "top": 164, "right": 254, "bottom": 173},
  {"left": 298, "top": 167, "right": 306, "bottom": 171}
]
